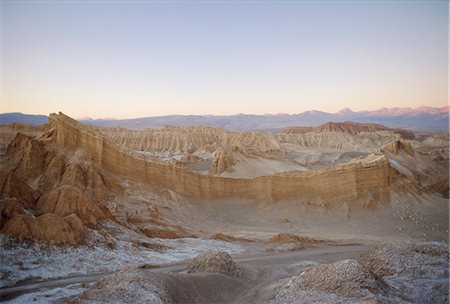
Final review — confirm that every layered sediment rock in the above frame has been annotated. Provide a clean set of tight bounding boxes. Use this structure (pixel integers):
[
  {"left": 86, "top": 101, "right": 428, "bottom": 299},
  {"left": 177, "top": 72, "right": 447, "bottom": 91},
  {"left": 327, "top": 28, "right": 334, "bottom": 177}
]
[
  {"left": 0, "top": 171, "right": 39, "bottom": 209},
  {"left": 209, "top": 147, "right": 236, "bottom": 175},
  {"left": 284, "top": 121, "right": 415, "bottom": 139},
  {"left": 48, "top": 113, "right": 393, "bottom": 202},
  {"left": 2, "top": 132, "right": 119, "bottom": 203},
  {"left": 0, "top": 128, "right": 119, "bottom": 245},
  {"left": 36, "top": 185, "right": 112, "bottom": 227},
  {"left": 2, "top": 213, "right": 85, "bottom": 245},
  {"left": 100, "top": 125, "right": 222, "bottom": 154}
]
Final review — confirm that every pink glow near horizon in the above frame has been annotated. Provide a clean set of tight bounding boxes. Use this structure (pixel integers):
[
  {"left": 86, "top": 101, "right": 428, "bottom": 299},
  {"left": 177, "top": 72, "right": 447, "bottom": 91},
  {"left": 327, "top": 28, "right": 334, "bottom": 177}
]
[{"left": 2, "top": 1, "right": 448, "bottom": 119}]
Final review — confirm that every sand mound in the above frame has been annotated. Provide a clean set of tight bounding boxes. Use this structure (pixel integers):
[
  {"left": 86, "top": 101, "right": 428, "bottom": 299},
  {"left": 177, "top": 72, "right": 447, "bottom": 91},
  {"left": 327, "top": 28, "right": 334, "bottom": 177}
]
[
  {"left": 299, "top": 259, "right": 380, "bottom": 298},
  {"left": 2, "top": 213, "right": 85, "bottom": 245},
  {"left": 360, "top": 241, "right": 449, "bottom": 277},
  {"left": 274, "top": 259, "right": 380, "bottom": 303},
  {"left": 36, "top": 185, "right": 112, "bottom": 227},
  {"left": 186, "top": 250, "right": 242, "bottom": 278},
  {"left": 359, "top": 241, "right": 449, "bottom": 304},
  {"left": 66, "top": 264, "right": 245, "bottom": 304},
  {"left": 65, "top": 266, "right": 172, "bottom": 304}
]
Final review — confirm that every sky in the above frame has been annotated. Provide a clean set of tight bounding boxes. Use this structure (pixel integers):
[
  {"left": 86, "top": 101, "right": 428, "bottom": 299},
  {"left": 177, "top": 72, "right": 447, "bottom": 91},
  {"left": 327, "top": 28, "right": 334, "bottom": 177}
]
[{"left": 1, "top": 0, "right": 448, "bottom": 119}]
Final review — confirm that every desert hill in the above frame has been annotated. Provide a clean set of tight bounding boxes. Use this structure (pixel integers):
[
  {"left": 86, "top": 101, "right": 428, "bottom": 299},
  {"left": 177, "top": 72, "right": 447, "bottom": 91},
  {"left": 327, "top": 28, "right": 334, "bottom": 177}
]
[{"left": 283, "top": 121, "right": 415, "bottom": 139}]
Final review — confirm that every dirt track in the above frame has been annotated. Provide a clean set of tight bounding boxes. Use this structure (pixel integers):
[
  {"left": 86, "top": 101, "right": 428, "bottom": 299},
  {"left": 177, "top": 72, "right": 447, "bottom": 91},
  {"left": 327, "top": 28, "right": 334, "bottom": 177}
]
[{"left": 0, "top": 244, "right": 367, "bottom": 302}]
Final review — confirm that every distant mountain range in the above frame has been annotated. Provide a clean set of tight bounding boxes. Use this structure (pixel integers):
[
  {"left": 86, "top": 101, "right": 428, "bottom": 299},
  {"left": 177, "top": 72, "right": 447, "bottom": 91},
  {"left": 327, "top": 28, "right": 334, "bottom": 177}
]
[
  {"left": 1, "top": 106, "right": 448, "bottom": 131},
  {"left": 0, "top": 112, "right": 49, "bottom": 126}
]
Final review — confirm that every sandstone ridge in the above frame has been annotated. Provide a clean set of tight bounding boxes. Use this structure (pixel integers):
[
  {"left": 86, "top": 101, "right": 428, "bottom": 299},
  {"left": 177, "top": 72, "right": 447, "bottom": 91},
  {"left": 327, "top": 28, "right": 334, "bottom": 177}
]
[
  {"left": 49, "top": 112, "right": 393, "bottom": 202},
  {"left": 283, "top": 121, "right": 414, "bottom": 139}
]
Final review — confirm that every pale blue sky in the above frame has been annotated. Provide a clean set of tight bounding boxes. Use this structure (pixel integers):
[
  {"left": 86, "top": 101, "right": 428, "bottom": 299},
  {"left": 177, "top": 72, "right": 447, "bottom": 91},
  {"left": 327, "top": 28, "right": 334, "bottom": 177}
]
[{"left": 1, "top": 1, "right": 448, "bottom": 118}]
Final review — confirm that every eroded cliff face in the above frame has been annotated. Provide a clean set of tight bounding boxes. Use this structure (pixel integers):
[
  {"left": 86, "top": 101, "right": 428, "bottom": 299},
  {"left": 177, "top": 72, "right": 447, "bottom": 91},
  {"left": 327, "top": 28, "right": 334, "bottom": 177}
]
[
  {"left": 0, "top": 128, "right": 119, "bottom": 245},
  {"left": 99, "top": 125, "right": 222, "bottom": 154},
  {"left": 283, "top": 121, "right": 415, "bottom": 139},
  {"left": 48, "top": 112, "right": 392, "bottom": 202},
  {"left": 98, "top": 123, "right": 400, "bottom": 155}
]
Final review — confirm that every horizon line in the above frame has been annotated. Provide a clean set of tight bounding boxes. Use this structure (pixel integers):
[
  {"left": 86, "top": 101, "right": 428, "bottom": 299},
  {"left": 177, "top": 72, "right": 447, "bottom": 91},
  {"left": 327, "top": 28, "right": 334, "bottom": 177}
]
[{"left": 1, "top": 105, "right": 448, "bottom": 120}]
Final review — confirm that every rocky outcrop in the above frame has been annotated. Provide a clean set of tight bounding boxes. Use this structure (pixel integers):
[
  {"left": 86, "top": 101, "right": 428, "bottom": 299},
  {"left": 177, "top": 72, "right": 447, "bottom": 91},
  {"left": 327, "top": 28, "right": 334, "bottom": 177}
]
[
  {"left": 383, "top": 140, "right": 448, "bottom": 197},
  {"left": 48, "top": 112, "right": 393, "bottom": 202},
  {"left": 0, "top": 171, "right": 39, "bottom": 209},
  {"left": 0, "top": 128, "right": 122, "bottom": 245},
  {"left": 0, "top": 124, "right": 46, "bottom": 151},
  {"left": 0, "top": 183, "right": 108, "bottom": 244},
  {"left": 36, "top": 185, "right": 112, "bottom": 227},
  {"left": 100, "top": 125, "right": 222, "bottom": 154},
  {"left": 2, "top": 213, "right": 85, "bottom": 245},
  {"left": 1, "top": 132, "right": 120, "bottom": 203},
  {"left": 2, "top": 133, "right": 47, "bottom": 183},
  {"left": 276, "top": 131, "right": 400, "bottom": 152},
  {"left": 209, "top": 147, "right": 236, "bottom": 175},
  {"left": 99, "top": 125, "right": 281, "bottom": 154},
  {"left": 0, "top": 199, "right": 27, "bottom": 229},
  {"left": 218, "top": 131, "right": 280, "bottom": 152},
  {"left": 382, "top": 140, "right": 415, "bottom": 156},
  {"left": 284, "top": 121, "right": 415, "bottom": 139}
]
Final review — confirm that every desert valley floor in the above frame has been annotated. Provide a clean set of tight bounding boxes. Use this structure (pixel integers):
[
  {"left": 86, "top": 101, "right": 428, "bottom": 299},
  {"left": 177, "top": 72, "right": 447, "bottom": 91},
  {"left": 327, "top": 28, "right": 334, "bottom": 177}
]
[{"left": 0, "top": 113, "right": 448, "bottom": 303}]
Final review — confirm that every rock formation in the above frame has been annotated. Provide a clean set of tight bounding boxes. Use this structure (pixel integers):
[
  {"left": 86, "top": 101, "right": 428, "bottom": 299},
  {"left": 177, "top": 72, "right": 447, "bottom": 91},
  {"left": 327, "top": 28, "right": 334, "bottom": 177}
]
[
  {"left": 100, "top": 125, "right": 222, "bottom": 154},
  {"left": 2, "top": 213, "right": 85, "bottom": 245},
  {"left": 36, "top": 185, "right": 112, "bottom": 227},
  {"left": 0, "top": 171, "right": 39, "bottom": 209},
  {"left": 1, "top": 112, "right": 447, "bottom": 247},
  {"left": 209, "top": 147, "right": 236, "bottom": 175},
  {"left": 0, "top": 124, "right": 46, "bottom": 153},
  {"left": 0, "top": 126, "right": 119, "bottom": 244},
  {"left": 47, "top": 112, "right": 393, "bottom": 202},
  {"left": 284, "top": 121, "right": 415, "bottom": 139}
]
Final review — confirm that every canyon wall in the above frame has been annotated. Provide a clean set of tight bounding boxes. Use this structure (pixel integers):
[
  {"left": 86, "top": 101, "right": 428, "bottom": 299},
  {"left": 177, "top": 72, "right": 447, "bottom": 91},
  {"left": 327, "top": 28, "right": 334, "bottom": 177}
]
[{"left": 49, "top": 113, "right": 391, "bottom": 202}]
